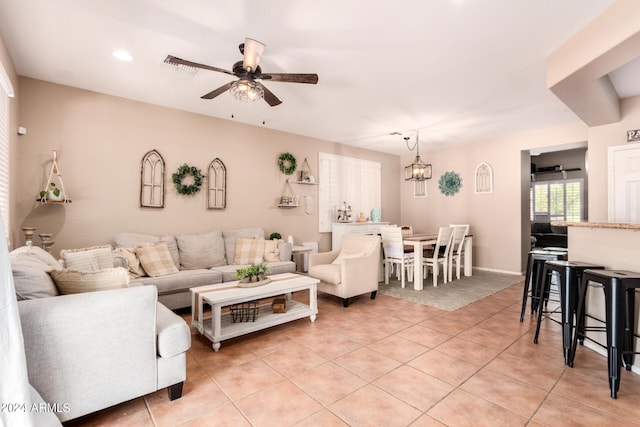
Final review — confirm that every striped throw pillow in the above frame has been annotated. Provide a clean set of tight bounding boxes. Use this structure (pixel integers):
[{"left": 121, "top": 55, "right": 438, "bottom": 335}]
[{"left": 135, "top": 242, "right": 179, "bottom": 277}]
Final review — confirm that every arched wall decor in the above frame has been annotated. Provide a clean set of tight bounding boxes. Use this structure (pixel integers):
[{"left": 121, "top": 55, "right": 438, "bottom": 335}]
[
  {"left": 140, "top": 150, "right": 165, "bottom": 208},
  {"left": 474, "top": 162, "right": 493, "bottom": 194},
  {"left": 207, "top": 158, "right": 227, "bottom": 209}
]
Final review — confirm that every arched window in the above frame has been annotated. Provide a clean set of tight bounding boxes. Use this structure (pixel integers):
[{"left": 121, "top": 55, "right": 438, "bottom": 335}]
[
  {"left": 208, "top": 158, "right": 226, "bottom": 209},
  {"left": 474, "top": 162, "right": 493, "bottom": 194},
  {"left": 140, "top": 150, "right": 165, "bottom": 208}
]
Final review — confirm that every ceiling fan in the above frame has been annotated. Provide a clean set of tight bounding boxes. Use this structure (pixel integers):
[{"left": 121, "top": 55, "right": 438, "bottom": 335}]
[{"left": 165, "top": 38, "right": 318, "bottom": 106}]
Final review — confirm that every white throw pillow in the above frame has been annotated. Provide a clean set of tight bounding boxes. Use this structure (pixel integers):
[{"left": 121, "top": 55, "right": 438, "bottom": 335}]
[
  {"left": 263, "top": 239, "right": 281, "bottom": 262},
  {"left": 60, "top": 245, "right": 113, "bottom": 272},
  {"left": 51, "top": 267, "right": 130, "bottom": 294}
]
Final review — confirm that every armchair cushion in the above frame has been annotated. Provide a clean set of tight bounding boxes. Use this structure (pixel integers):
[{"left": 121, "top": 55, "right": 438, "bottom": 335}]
[
  {"left": 309, "top": 264, "right": 341, "bottom": 285},
  {"left": 332, "top": 251, "right": 365, "bottom": 265}
]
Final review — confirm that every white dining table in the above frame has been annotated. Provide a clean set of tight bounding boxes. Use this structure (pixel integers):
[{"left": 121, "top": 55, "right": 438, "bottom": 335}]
[{"left": 403, "top": 233, "right": 473, "bottom": 290}]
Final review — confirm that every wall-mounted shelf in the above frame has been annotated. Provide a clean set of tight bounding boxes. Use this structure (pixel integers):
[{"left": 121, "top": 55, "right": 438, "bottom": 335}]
[
  {"left": 277, "top": 204, "right": 300, "bottom": 208},
  {"left": 532, "top": 167, "right": 581, "bottom": 176},
  {"left": 295, "top": 181, "right": 318, "bottom": 185},
  {"left": 278, "top": 179, "right": 299, "bottom": 208},
  {"left": 38, "top": 149, "right": 72, "bottom": 203}
]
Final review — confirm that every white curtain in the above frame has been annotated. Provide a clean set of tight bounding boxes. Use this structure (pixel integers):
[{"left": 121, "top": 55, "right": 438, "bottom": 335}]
[{"left": 0, "top": 217, "right": 61, "bottom": 427}]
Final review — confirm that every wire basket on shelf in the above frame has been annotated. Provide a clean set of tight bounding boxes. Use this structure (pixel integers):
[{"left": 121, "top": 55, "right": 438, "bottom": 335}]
[{"left": 229, "top": 301, "right": 258, "bottom": 323}]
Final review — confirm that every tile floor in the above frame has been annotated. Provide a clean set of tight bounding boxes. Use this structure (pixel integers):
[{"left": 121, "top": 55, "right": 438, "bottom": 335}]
[{"left": 65, "top": 282, "right": 640, "bottom": 426}]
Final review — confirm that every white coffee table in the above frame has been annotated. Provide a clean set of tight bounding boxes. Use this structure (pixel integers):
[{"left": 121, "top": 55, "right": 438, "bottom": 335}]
[{"left": 190, "top": 273, "right": 319, "bottom": 351}]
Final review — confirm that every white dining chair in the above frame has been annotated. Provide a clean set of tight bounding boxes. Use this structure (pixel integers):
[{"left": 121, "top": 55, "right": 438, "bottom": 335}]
[
  {"left": 380, "top": 225, "right": 414, "bottom": 288},
  {"left": 422, "top": 226, "right": 454, "bottom": 287},
  {"left": 449, "top": 224, "right": 470, "bottom": 281}
]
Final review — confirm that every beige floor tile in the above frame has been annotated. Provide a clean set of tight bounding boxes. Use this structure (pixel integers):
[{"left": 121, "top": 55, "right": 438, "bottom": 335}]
[
  {"left": 427, "top": 389, "right": 528, "bottom": 427},
  {"left": 178, "top": 402, "right": 251, "bottom": 426},
  {"left": 460, "top": 368, "right": 547, "bottom": 418},
  {"left": 484, "top": 352, "right": 566, "bottom": 391},
  {"left": 408, "top": 349, "right": 480, "bottom": 386},
  {"left": 374, "top": 365, "right": 455, "bottom": 411},
  {"left": 396, "top": 324, "right": 453, "bottom": 348},
  {"left": 293, "top": 409, "right": 349, "bottom": 426},
  {"left": 291, "top": 361, "right": 367, "bottom": 405},
  {"left": 334, "top": 347, "right": 403, "bottom": 381},
  {"left": 235, "top": 381, "right": 322, "bottom": 427},
  {"left": 367, "top": 334, "right": 429, "bottom": 363},
  {"left": 211, "top": 358, "right": 285, "bottom": 401},
  {"left": 261, "top": 343, "right": 327, "bottom": 378},
  {"left": 532, "top": 394, "right": 639, "bottom": 426},
  {"left": 433, "top": 336, "right": 502, "bottom": 367},
  {"left": 329, "top": 384, "right": 422, "bottom": 427}
]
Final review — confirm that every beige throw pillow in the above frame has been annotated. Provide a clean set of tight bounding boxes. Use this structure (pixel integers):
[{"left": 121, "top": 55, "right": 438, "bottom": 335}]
[
  {"left": 235, "top": 238, "right": 265, "bottom": 265},
  {"left": 60, "top": 245, "right": 113, "bottom": 272},
  {"left": 135, "top": 242, "right": 179, "bottom": 277},
  {"left": 114, "top": 247, "right": 146, "bottom": 278},
  {"left": 263, "top": 239, "right": 281, "bottom": 262},
  {"left": 51, "top": 267, "right": 130, "bottom": 294}
]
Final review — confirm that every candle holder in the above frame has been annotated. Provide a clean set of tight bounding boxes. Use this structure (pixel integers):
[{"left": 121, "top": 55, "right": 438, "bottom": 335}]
[
  {"left": 22, "top": 226, "right": 36, "bottom": 247},
  {"left": 39, "top": 233, "right": 54, "bottom": 253}
]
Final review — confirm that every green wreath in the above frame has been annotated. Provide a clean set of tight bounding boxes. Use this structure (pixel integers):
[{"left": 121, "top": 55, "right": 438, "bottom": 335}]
[
  {"left": 172, "top": 164, "right": 203, "bottom": 195},
  {"left": 278, "top": 152, "right": 297, "bottom": 175}
]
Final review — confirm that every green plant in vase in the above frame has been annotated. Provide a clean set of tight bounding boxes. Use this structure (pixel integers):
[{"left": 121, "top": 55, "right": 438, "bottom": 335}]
[{"left": 40, "top": 182, "right": 62, "bottom": 201}]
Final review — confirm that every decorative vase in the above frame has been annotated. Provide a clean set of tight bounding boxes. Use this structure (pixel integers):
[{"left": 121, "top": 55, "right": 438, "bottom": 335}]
[
  {"left": 371, "top": 208, "right": 381, "bottom": 222},
  {"left": 48, "top": 190, "right": 64, "bottom": 201}
]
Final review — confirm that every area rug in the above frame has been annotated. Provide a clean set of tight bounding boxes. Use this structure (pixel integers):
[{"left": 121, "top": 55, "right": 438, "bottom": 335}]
[{"left": 378, "top": 269, "right": 524, "bottom": 311}]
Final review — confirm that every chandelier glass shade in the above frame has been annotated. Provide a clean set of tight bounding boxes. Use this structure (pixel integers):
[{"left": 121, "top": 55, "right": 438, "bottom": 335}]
[
  {"left": 230, "top": 79, "right": 264, "bottom": 102},
  {"left": 404, "top": 132, "right": 432, "bottom": 181}
]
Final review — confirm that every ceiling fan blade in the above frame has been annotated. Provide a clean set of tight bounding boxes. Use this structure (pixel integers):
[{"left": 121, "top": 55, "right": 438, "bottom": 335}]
[
  {"left": 165, "top": 55, "right": 235, "bottom": 76},
  {"left": 261, "top": 73, "right": 318, "bottom": 84},
  {"left": 256, "top": 82, "right": 282, "bottom": 106},
  {"left": 242, "top": 38, "right": 266, "bottom": 72},
  {"left": 201, "top": 81, "right": 235, "bottom": 99}
]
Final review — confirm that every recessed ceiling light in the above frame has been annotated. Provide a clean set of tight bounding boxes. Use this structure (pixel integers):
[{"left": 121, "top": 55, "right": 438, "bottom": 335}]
[{"left": 112, "top": 50, "right": 133, "bottom": 61}]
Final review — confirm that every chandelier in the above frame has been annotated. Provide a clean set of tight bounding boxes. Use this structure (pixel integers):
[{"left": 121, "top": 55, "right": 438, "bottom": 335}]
[
  {"left": 404, "top": 131, "right": 432, "bottom": 181},
  {"left": 230, "top": 79, "right": 264, "bottom": 102}
]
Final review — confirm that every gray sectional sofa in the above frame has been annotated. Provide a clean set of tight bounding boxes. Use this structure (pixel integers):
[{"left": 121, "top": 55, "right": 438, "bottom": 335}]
[
  {"left": 10, "top": 246, "right": 191, "bottom": 423},
  {"left": 113, "top": 227, "right": 296, "bottom": 309}
]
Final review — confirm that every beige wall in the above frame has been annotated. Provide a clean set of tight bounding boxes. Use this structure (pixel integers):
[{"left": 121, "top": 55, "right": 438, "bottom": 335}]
[
  {"left": 14, "top": 78, "right": 401, "bottom": 256},
  {"left": 400, "top": 122, "right": 589, "bottom": 274},
  {"left": 587, "top": 96, "right": 640, "bottom": 221}
]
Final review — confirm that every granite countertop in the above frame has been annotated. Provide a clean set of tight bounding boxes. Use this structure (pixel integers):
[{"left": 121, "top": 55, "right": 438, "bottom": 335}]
[{"left": 551, "top": 221, "right": 640, "bottom": 230}]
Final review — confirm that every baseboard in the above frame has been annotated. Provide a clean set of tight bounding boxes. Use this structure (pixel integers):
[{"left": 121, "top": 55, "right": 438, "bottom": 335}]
[
  {"left": 582, "top": 340, "right": 640, "bottom": 375},
  {"left": 473, "top": 266, "right": 523, "bottom": 276}
]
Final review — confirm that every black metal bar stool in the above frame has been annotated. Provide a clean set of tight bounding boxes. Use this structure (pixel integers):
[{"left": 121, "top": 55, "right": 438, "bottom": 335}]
[
  {"left": 520, "top": 249, "right": 568, "bottom": 322},
  {"left": 533, "top": 260, "right": 604, "bottom": 365},
  {"left": 572, "top": 269, "right": 640, "bottom": 399}
]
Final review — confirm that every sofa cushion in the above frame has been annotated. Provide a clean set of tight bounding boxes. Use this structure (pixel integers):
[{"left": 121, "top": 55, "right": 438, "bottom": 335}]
[
  {"left": 51, "top": 267, "right": 130, "bottom": 294},
  {"left": 235, "top": 238, "right": 265, "bottom": 264},
  {"left": 10, "top": 247, "right": 61, "bottom": 300},
  {"left": 156, "top": 303, "right": 191, "bottom": 358},
  {"left": 308, "top": 263, "right": 341, "bottom": 285},
  {"left": 222, "top": 227, "right": 264, "bottom": 265},
  {"left": 175, "top": 231, "right": 226, "bottom": 269},
  {"left": 136, "top": 243, "right": 179, "bottom": 277},
  {"left": 114, "top": 233, "right": 180, "bottom": 269},
  {"left": 132, "top": 269, "right": 223, "bottom": 295},
  {"left": 60, "top": 245, "right": 113, "bottom": 272}
]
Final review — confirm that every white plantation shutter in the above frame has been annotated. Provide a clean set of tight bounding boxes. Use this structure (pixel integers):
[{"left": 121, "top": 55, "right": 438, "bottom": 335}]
[
  {"left": 0, "top": 63, "right": 13, "bottom": 246},
  {"left": 318, "top": 152, "right": 381, "bottom": 232}
]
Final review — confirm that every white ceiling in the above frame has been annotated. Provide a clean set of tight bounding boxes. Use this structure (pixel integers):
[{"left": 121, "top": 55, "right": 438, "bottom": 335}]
[{"left": 1, "top": 0, "right": 637, "bottom": 156}]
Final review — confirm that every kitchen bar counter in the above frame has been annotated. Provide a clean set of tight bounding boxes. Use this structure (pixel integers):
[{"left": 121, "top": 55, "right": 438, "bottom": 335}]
[
  {"left": 552, "top": 220, "right": 640, "bottom": 230},
  {"left": 556, "top": 220, "right": 640, "bottom": 373}
]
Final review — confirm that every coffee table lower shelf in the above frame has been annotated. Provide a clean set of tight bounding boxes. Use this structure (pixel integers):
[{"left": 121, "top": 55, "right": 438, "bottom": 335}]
[{"left": 201, "top": 300, "right": 315, "bottom": 351}]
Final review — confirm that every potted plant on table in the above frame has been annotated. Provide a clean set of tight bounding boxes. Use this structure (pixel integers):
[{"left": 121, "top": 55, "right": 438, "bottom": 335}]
[{"left": 235, "top": 262, "right": 270, "bottom": 286}]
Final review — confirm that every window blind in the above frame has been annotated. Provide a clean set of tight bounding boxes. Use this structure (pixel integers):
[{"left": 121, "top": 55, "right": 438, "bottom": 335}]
[
  {"left": 0, "top": 63, "right": 12, "bottom": 245},
  {"left": 318, "top": 152, "right": 381, "bottom": 232}
]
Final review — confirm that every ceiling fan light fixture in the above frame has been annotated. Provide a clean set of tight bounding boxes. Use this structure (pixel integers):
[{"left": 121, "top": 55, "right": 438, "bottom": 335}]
[
  {"left": 230, "top": 79, "right": 264, "bottom": 102},
  {"left": 242, "top": 38, "right": 265, "bottom": 72}
]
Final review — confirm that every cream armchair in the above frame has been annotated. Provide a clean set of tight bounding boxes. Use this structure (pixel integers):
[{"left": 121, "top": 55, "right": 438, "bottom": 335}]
[{"left": 308, "top": 234, "right": 381, "bottom": 307}]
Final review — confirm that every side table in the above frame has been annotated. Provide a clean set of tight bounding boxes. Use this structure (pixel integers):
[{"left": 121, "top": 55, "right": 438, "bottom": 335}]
[{"left": 291, "top": 245, "right": 312, "bottom": 273}]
